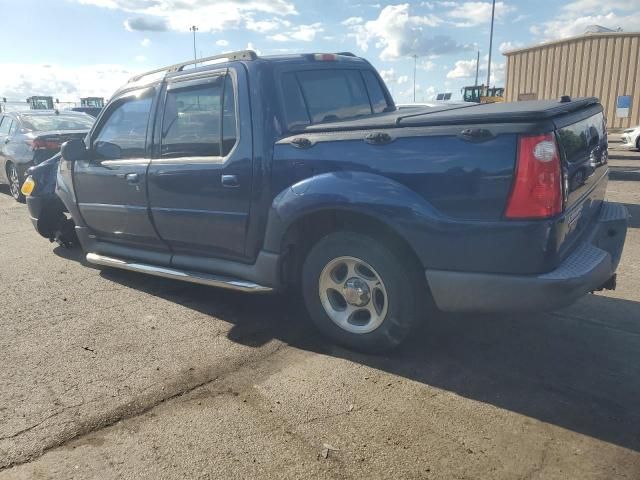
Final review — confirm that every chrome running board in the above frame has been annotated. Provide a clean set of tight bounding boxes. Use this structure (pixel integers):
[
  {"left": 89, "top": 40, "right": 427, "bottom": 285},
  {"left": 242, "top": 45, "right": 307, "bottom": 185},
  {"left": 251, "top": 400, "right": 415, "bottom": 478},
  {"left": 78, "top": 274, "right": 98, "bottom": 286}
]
[{"left": 86, "top": 253, "right": 273, "bottom": 293}]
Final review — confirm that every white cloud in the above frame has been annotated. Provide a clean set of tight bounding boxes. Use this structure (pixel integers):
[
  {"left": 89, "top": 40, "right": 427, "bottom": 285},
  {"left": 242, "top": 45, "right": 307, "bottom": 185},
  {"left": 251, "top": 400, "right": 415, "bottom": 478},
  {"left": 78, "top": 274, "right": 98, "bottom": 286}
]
[
  {"left": 124, "top": 16, "right": 168, "bottom": 32},
  {"left": 398, "top": 84, "right": 437, "bottom": 102},
  {"left": 289, "top": 23, "right": 324, "bottom": 41},
  {"left": 531, "top": 0, "right": 640, "bottom": 40},
  {"left": 561, "top": 0, "right": 639, "bottom": 15},
  {"left": 135, "top": 55, "right": 147, "bottom": 62},
  {"left": 349, "top": 4, "right": 469, "bottom": 60},
  {"left": 533, "top": 12, "right": 638, "bottom": 40},
  {"left": 246, "top": 17, "right": 290, "bottom": 33},
  {"left": 76, "top": 0, "right": 298, "bottom": 33},
  {"left": 499, "top": 41, "right": 523, "bottom": 53},
  {"left": 268, "top": 33, "right": 290, "bottom": 42},
  {"left": 0, "top": 63, "right": 132, "bottom": 103},
  {"left": 446, "top": 57, "right": 504, "bottom": 85},
  {"left": 216, "top": 39, "right": 229, "bottom": 47},
  {"left": 341, "top": 16, "right": 364, "bottom": 26},
  {"left": 420, "top": 60, "right": 436, "bottom": 71},
  {"left": 446, "top": 1, "right": 515, "bottom": 27},
  {"left": 141, "top": 38, "right": 151, "bottom": 47},
  {"left": 379, "top": 69, "right": 410, "bottom": 88},
  {"left": 446, "top": 59, "right": 478, "bottom": 79},
  {"left": 268, "top": 23, "right": 323, "bottom": 42},
  {"left": 379, "top": 68, "right": 397, "bottom": 85}
]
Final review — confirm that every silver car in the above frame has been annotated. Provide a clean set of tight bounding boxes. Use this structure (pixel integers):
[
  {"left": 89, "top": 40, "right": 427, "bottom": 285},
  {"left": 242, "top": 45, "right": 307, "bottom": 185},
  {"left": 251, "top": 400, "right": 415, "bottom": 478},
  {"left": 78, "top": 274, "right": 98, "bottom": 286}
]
[{"left": 0, "top": 110, "right": 93, "bottom": 202}]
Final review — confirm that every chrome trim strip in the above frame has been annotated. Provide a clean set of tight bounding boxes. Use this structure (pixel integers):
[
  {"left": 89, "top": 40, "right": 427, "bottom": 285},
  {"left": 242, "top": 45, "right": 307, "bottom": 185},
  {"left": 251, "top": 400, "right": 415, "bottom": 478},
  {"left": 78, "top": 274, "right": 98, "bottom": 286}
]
[{"left": 86, "top": 252, "right": 273, "bottom": 293}]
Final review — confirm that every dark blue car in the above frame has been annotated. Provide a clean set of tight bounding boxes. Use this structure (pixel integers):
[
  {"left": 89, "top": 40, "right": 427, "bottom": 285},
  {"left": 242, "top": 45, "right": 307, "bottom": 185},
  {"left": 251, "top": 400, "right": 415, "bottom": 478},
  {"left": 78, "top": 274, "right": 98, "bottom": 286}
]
[{"left": 49, "top": 50, "right": 627, "bottom": 352}]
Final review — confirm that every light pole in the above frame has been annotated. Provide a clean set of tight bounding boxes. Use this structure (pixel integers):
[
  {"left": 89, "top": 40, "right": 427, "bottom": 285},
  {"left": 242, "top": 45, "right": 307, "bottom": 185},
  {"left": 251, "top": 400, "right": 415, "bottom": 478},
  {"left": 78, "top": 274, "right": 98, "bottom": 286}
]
[
  {"left": 413, "top": 54, "right": 418, "bottom": 102},
  {"left": 190, "top": 25, "right": 198, "bottom": 65},
  {"left": 474, "top": 50, "right": 480, "bottom": 86},
  {"left": 486, "top": 0, "right": 496, "bottom": 88}
]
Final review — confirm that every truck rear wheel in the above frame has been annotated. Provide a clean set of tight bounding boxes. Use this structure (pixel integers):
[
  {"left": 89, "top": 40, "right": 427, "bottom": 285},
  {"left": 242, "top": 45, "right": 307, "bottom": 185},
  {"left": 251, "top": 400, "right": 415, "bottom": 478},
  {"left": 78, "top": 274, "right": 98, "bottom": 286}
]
[{"left": 301, "top": 231, "right": 425, "bottom": 352}]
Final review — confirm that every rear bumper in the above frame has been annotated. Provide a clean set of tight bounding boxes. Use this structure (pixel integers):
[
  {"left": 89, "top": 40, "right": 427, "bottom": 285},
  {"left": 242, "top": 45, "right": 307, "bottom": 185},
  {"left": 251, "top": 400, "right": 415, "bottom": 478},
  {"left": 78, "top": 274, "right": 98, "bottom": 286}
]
[
  {"left": 26, "top": 194, "right": 47, "bottom": 229},
  {"left": 26, "top": 193, "right": 65, "bottom": 238},
  {"left": 426, "top": 202, "right": 628, "bottom": 313}
]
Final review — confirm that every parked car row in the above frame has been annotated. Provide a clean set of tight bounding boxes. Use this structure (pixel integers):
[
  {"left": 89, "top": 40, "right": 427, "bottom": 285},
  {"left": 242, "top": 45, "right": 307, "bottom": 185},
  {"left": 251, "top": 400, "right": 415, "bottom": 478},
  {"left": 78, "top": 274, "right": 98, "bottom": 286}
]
[{"left": 4, "top": 50, "right": 629, "bottom": 352}]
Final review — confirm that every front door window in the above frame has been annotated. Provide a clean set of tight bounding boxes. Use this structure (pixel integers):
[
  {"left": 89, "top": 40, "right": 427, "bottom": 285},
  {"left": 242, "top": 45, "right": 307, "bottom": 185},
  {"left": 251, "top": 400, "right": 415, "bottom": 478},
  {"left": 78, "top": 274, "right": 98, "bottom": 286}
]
[{"left": 93, "top": 94, "right": 153, "bottom": 160}]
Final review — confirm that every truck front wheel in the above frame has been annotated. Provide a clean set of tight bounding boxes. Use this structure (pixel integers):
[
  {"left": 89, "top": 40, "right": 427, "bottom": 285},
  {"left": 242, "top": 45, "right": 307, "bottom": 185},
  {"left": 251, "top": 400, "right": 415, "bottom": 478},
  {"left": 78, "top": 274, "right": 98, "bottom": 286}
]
[{"left": 301, "top": 231, "right": 425, "bottom": 352}]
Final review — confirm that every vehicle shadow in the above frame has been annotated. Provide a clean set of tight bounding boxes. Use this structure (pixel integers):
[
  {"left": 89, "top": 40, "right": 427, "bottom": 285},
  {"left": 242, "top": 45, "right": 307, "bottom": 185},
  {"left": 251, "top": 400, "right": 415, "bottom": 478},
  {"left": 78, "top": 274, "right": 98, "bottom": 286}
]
[
  {"left": 0, "top": 184, "right": 12, "bottom": 197},
  {"left": 54, "top": 245, "right": 640, "bottom": 453},
  {"left": 625, "top": 203, "right": 640, "bottom": 228},
  {"left": 609, "top": 166, "right": 640, "bottom": 181}
]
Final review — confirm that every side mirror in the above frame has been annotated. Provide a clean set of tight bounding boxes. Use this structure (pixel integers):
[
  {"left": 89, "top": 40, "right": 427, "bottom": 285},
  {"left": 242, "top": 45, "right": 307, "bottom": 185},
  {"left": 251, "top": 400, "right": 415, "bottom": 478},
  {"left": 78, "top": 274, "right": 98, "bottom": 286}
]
[{"left": 61, "top": 139, "right": 87, "bottom": 162}]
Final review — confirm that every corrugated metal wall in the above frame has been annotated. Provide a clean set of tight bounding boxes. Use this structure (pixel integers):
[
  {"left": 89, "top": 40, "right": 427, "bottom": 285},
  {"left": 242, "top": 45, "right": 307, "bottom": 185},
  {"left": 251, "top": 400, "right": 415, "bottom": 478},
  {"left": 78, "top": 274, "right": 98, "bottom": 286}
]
[{"left": 504, "top": 33, "right": 640, "bottom": 129}]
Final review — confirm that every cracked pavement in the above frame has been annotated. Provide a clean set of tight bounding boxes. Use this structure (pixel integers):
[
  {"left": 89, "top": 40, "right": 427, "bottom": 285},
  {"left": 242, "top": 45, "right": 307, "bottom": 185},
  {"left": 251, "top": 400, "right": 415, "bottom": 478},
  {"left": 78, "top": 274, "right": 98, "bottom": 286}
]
[{"left": 0, "top": 141, "right": 639, "bottom": 479}]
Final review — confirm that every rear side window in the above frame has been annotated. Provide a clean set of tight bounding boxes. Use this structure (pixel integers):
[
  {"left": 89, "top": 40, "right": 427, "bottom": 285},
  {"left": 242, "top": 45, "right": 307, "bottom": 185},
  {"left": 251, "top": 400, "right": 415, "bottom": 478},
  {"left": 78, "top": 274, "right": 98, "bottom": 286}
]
[
  {"left": 297, "top": 69, "right": 371, "bottom": 123},
  {"left": 161, "top": 75, "right": 237, "bottom": 158},
  {"left": 282, "top": 69, "right": 390, "bottom": 129},
  {"left": 281, "top": 73, "right": 310, "bottom": 131},
  {"left": 361, "top": 70, "right": 388, "bottom": 114}
]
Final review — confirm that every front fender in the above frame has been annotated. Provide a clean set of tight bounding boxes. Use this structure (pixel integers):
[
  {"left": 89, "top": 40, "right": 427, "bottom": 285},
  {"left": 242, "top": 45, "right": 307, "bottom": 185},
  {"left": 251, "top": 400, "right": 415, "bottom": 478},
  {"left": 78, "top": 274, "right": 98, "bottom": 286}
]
[{"left": 262, "top": 171, "right": 442, "bottom": 254}]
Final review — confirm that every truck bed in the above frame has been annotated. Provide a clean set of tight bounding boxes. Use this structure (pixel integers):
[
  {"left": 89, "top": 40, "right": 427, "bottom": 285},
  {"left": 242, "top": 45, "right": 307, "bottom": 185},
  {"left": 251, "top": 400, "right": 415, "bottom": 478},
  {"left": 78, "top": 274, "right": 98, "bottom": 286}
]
[{"left": 301, "top": 98, "right": 600, "bottom": 132}]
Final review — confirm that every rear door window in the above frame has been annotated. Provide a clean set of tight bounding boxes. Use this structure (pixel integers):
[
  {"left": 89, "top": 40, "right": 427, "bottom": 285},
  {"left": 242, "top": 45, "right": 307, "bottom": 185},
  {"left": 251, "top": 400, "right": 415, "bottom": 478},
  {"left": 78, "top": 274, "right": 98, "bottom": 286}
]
[{"left": 161, "top": 75, "right": 237, "bottom": 158}]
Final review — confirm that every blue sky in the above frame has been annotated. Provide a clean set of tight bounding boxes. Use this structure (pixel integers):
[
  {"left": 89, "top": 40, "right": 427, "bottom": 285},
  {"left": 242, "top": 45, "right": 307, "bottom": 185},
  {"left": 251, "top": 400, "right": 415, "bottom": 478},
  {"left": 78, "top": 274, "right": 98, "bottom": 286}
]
[{"left": 1, "top": 0, "right": 638, "bottom": 103}]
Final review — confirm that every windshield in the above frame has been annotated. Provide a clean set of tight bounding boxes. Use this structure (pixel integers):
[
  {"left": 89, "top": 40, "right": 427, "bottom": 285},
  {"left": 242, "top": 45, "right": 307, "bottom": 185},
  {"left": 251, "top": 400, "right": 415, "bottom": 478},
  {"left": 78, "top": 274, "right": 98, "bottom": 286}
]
[{"left": 21, "top": 114, "right": 94, "bottom": 132}]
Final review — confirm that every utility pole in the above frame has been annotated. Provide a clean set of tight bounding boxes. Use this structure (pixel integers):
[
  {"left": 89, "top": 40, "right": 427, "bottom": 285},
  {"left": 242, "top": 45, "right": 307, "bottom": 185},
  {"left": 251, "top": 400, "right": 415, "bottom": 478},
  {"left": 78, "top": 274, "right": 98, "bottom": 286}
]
[
  {"left": 486, "top": 0, "right": 496, "bottom": 89},
  {"left": 413, "top": 54, "right": 418, "bottom": 102},
  {"left": 474, "top": 50, "right": 480, "bottom": 86},
  {"left": 190, "top": 25, "right": 199, "bottom": 66}
]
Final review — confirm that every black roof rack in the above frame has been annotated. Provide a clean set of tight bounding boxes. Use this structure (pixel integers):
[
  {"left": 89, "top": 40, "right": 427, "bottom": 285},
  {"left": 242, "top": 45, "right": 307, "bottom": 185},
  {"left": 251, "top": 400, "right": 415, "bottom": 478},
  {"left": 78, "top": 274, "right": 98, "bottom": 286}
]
[
  {"left": 335, "top": 52, "right": 357, "bottom": 57},
  {"left": 128, "top": 50, "right": 258, "bottom": 84}
]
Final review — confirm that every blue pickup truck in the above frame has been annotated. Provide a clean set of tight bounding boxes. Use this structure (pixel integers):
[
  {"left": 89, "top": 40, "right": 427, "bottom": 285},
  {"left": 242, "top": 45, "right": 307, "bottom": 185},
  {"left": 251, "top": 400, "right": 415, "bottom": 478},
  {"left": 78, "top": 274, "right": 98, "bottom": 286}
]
[{"left": 46, "top": 50, "right": 627, "bottom": 352}]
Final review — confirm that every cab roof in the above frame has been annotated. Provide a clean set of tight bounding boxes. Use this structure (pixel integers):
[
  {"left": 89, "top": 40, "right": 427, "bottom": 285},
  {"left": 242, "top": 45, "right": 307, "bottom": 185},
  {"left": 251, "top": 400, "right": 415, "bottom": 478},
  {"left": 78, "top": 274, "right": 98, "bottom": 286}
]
[{"left": 123, "top": 50, "right": 368, "bottom": 92}]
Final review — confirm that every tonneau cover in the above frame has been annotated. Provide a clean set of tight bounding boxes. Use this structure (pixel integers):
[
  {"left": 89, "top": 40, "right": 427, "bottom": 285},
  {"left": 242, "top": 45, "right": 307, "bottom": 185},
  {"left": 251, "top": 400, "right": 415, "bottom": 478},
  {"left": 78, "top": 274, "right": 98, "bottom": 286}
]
[{"left": 301, "top": 97, "right": 600, "bottom": 132}]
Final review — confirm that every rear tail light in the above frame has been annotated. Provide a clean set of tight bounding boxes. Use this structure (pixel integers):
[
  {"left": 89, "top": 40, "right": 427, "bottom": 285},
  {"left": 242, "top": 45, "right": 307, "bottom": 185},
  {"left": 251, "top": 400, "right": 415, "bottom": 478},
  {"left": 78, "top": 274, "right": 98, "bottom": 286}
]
[
  {"left": 28, "top": 138, "right": 62, "bottom": 151},
  {"left": 505, "top": 133, "right": 562, "bottom": 219}
]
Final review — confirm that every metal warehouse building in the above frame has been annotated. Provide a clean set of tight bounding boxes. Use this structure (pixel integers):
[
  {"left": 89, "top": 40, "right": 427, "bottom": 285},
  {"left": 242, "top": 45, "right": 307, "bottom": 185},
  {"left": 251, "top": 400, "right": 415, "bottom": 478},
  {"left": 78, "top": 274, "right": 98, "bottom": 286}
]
[{"left": 504, "top": 31, "right": 640, "bottom": 129}]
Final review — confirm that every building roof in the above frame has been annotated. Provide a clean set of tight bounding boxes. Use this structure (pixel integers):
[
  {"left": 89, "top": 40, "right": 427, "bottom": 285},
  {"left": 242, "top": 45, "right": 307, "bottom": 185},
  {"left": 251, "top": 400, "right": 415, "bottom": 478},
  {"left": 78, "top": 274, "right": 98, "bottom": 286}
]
[{"left": 503, "top": 31, "right": 640, "bottom": 56}]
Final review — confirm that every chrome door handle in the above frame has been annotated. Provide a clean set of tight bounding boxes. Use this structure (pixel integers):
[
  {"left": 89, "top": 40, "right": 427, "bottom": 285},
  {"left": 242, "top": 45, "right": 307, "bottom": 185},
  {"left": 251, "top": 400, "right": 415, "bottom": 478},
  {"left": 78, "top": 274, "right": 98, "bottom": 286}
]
[
  {"left": 125, "top": 173, "right": 139, "bottom": 184},
  {"left": 221, "top": 174, "right": 239, "bottom": 187}
]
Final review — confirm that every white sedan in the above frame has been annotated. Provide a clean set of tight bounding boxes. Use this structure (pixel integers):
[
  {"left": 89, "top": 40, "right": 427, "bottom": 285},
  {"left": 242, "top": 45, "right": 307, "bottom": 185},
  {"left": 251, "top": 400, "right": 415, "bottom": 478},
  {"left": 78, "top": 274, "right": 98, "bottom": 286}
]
[{"left": 621, "top": 126, "right": 640, "bottom": 150}]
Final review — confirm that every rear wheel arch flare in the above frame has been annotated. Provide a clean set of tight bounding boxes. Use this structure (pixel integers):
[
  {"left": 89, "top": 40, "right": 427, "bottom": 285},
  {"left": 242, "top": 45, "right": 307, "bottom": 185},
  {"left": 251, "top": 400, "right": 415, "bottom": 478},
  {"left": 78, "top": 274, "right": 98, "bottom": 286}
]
[{"left": 279, "top": 208, "right": 425, "bottom": 287}]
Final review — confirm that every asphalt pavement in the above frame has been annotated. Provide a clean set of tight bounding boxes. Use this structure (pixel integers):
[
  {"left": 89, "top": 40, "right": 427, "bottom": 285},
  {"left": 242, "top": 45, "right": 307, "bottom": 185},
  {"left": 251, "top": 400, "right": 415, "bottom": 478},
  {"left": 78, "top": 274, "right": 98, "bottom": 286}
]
[{"left": 0, "top": 140, "right": 639, "bottom": 479}]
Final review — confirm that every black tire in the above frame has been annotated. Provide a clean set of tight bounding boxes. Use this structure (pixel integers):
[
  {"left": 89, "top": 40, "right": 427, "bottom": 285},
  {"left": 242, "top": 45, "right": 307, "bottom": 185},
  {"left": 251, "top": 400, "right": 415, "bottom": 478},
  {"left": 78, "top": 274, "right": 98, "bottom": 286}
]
[
  {"left": 7, "top": 162, "right": 25, "bottom": 203},
  {"left": 636, "top": 137, "right": 640, "bottom": 152},
  {"left": 301, "top": 231, "right": 427, "bottom": 353}
]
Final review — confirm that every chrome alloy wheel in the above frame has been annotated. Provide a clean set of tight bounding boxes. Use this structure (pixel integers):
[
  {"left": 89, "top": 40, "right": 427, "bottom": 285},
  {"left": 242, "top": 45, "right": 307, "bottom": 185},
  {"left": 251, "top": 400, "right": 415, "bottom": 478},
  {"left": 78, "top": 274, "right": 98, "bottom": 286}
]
[
  {"left": 8, "top": 164, "right": 20, "bottom": 200},
  {"left": 318, "top": 256, "right": 388, "bottom": 334}
]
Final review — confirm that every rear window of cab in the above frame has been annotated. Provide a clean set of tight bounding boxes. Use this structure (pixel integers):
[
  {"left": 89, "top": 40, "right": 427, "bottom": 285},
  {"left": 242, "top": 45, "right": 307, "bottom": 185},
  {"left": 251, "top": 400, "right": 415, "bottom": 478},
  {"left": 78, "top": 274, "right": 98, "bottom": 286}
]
[{"left": 281, "top": 69, "right": 391, "bottom": 131}]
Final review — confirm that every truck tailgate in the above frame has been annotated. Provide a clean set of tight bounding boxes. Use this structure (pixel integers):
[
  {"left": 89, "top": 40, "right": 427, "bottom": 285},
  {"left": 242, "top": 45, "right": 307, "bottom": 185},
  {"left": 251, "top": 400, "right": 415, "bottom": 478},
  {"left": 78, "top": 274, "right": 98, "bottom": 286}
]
[{"left": 555, "top": 107, "right": 608, "bottom": 260}]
